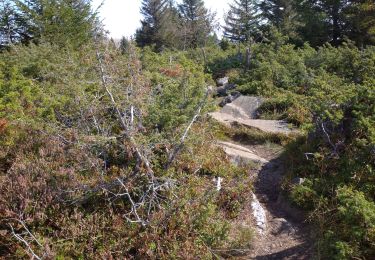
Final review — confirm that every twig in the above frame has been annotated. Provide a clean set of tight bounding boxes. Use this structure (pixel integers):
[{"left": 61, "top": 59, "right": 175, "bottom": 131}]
[
  {"left": 165, "top": 87, "right": 211, "bottom": 169},
  {"left": 95, "top": 47, "right": 154, "bottom": 175},
  {"left": 8, "top": 219, "right": 44, "bottom": 260},
  {"left": 116, "top": 177, "right": 147, "bottom": 226},
  {"left": 320, "top": 121, "right": 338, "bottom": 156}
]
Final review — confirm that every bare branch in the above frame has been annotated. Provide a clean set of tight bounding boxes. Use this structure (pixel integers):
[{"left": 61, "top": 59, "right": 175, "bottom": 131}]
[
  {"left": 95, "top": 47, "right": 154, "bottom": 175},
  {"left": 165, "top": 87, "right": 212, "bottom": 169},
  {"left": 8, "top": 219, "right": 44, "bottom": 260},
  {"left": 116, "top": 177, "right": 147, "bottom": 226}
]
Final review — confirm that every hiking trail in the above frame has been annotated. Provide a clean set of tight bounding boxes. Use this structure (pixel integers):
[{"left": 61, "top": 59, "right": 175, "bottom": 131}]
[{"left": 210, "top": 93, "right": 313, "bottom": 259}]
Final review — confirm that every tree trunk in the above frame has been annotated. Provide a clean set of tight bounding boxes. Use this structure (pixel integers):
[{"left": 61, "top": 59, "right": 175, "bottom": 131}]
[
  {"left": 201, "top": 47, "right": 207, "bottom": 71},
  {"left": 245, "top": 47, "right": 251, "bottom": 71},
  {"left": 331, "top": 4, "right": 341, "bottom": 46}
]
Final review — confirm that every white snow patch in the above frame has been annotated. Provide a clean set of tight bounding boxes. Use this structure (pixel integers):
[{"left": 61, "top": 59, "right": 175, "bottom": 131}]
[
  {"left": 251, "top": 193, "right": 267, "bottom": 234},
  {"left": 216, "top": 177, "right": 222, "bottom": 191}
]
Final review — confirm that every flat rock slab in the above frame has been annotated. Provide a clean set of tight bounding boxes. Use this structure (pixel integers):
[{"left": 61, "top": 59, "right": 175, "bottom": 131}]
[
  {"left": 221, "top": 95, "right": 263, "bottom": 119},
  {"left": 210, "top": 112, "right": 292, "bottom": 134},
  {"left": 218, "top": 141, "right": 269, "bottom": 164}
]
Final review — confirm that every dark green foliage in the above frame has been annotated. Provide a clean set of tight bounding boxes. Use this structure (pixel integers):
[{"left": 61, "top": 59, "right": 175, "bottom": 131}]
[
  {"left": 135, "top": 0, "right": 215, "bottom": 50},
  {"left": 119, "top": 36, "right": 130, "bottom": 54},
  {"left": 178, "top": 0, "right": 215, "bottom": 48},
  {"left": 344, "top": 0, "right": 375, "bottom": 47},
  {"left": 296, "top": 0, "right": 375, "bottom": 47},
  {"left": 223, "top": 0, "right": 260, "bottom": 43},
  {"left": 0, "top": 0, "right": 31, "bottom": 48},
  {"left": 219, "top": 38, "right": 230, "bottom": 51},
  {"left": 259, "top": 0, "right": 301, "bottom": 43},
  {"left": 1, "top": 0, "right": 97, "bottom": 48},
  {"left": 135, "top": 0, "right": 174, "bottom": 50}
]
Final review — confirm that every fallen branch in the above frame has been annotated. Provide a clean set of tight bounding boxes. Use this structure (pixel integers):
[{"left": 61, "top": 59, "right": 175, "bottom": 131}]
[
  {"left": 8, "top": 219, "right": 45, "bottom": 260},
  {"left": 116, "top": 177, "right": 147, "bottom": 226}
]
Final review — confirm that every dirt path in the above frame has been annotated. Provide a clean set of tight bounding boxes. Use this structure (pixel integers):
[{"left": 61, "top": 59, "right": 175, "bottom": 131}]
[
  {"left": 211, "top": 95, "right": 313, "bottom": 259},
  {"left": 247, "top": 147, "right": 312, "bottom": 259}
]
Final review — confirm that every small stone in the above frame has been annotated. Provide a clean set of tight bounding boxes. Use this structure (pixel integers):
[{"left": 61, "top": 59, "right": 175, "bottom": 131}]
[
  {"left": 216, "top": 86, "right": 227, "bottom": 97},
  {"left": 292, "top": 177, "right": 306, "bottom": 185},
  {"left": 271, "top": 218, "right": 296, "bottom": 235},
  {"left": 225, "top": 83, "right": 237, "bottom": 90},
  {"left": 230, "top": 91, "right": 241, "bottom": 98},
  {"left": 219, "top": 95, "right": 235, "bottom": 107},
  {"left": 216, "top": 76, "right": 229, "bottom": 86}
]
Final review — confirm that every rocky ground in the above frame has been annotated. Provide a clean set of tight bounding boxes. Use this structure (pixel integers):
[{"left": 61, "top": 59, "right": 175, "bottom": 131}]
[{"left": 210, "top": 79, "right": 314, "bottom": 259}]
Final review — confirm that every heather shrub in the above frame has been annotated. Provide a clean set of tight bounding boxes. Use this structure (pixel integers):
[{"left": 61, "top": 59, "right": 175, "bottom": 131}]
[{"left": 0, "top": 42, "right": 254, "bottom": 258}]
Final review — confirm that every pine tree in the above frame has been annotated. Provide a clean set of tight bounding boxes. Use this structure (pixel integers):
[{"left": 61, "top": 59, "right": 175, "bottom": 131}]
[
  {"left": 119, "top": 36, "right": 130, "bottom": 54},
  {"left": 319, "top": 0, "right": 350, "bottom": 46},
  {"left": 0, "top": 0, "right": 30, "bottom": 48},
  {"left": 178, "top": 0, "right": 215, "bottom": 48},
  {"left": 223, "top": 0, "right": 260, "bottom": 43},
  {"left": 259, "top": 0, "right": 301, "bottom": 42},
  {"left": 344, "top": 0, "right": 375, "bottom": 47},
  {"left": 15, "top": 0, "right": 96, "bottom": 47},
  {"left": 160, "top": 2, "right": 181, "bottom": 48},
  {"left": 294, "top": 0, "right": 329, "bottom": 46},
  {"left": 296, "top": 0, "right": 374, "bottom": 47},
  {"left": 135, "top": 0, "right": 171, "bottom": 49},
  {"left": 0, "top": 0, "right": 16, "bottom": 47}
]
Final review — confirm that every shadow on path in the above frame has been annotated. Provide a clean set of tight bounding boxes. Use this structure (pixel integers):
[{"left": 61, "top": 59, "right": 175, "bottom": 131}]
[
  {"left": 249, "top": 154, "right": 314, "bottom": 259},
  {"left": 254, "top": 242, "right": 311, "bottom": 260}
]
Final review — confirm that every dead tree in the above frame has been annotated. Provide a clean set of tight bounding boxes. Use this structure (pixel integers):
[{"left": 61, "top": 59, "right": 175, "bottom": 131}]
[{"left": 95, "top": 45, "right": 154, "bottom": 175}]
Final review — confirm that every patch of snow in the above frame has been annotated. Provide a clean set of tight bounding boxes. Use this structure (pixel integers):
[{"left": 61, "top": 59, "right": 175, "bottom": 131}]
[
  {"left": 216, "top": 177, "right": 222, "bottom": 191},
  {"left": 251, "top": 193, "right": 267, "bottom": 234}
]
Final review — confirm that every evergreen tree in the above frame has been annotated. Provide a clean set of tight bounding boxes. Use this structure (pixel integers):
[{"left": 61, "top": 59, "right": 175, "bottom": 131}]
[
  {"left": 135, "top": 0, "right": 171, "bottom": 49},
  {"left": 318, "top": 0, "right": 350, "bottom": 46},
  {"left": 178, "top": 0, "right": 215, "bottom": 48},
  {"left": 344, "top": 0, "right": 375, "bottom": 47},
  {"left": 119, "top": 36, "right": 130, "bottom": 54},
  {"left": 294, "top": 0, "right": 329, "bottom": 46},
  {"left": 158, "top": 1, "right": 181, "bottom": 49},
  {"left": 296, "top": 0, "right": 374, "bottom": 47},
  {"left": 259, "top": 0, "right": 301, "bottom": 42},
  {"left": 16, "top": 0, "right": 96, "bottom": 47},
  {"left": 223, "top": 0, "right": 260, "bottom": 43},
  {"left": 0, "top": 0, "right": 30, "bottom": 48}
]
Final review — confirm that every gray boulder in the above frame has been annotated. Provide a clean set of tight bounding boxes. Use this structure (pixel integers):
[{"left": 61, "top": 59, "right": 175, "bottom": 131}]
[
  {"left": 219, "top": 94, "right": 240, "bottom": 107},
  {"left": 225, "top": 83, "right": 237, "bottom": 91},
  {"left": 271, "top": 218, "right": 296, "bottom": 236},
  {"left": 215, "top": 84, "right": 238, "bottom": 97},
  {"left": 216, "top": 86, "right": 227, "bottom": 97},
  {"left": 220, "top": 95, "right": 263, "bottom": 119},
  {"left": 216, "top": 76, "right": 229, "bottom": 86},
  {"left": 230, "top": 91, "right": 241, "bottom": 99}
]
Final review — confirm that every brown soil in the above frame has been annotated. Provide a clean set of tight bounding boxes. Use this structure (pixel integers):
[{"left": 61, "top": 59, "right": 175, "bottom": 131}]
[
  {"left": 247, "top": 147, "right": 313, "bottom": 259},
  {"left": 212, "top": 95, "right": 314, "bottom": 259}
]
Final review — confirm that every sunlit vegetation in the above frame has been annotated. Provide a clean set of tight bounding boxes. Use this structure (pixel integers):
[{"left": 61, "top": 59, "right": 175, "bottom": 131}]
[{"left": 0, "top": 0, "right": 374, "bottom": 258}]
